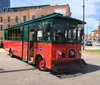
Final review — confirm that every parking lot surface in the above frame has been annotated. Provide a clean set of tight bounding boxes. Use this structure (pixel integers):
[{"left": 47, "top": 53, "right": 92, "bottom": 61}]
[{"left": 0, "top": 49, "right": 100, "bottom": 85}]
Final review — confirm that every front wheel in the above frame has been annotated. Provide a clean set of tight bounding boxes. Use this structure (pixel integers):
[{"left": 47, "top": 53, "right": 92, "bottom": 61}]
[{"left": 36, "top": 57, "right": 46, "bottom": 71}]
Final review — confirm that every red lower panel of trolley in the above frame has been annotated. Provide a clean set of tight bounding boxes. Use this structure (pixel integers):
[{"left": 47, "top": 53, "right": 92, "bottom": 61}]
[{"left": 4, "top": 40, "right": 28, "bottom": 60}]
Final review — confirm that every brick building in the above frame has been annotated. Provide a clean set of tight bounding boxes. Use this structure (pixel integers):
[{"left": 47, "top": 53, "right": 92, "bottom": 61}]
[
  {"left": 0, "top": 4, "right": 71, "bottom": 44},
  {"left": 89, "top": 25, "right": 100, "bottom": 41}
]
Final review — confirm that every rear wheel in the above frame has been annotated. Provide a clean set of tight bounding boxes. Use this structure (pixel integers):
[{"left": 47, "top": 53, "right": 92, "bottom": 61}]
[
  {"left": 9, "top": 49, "right": 13, "bottom": 57},
  {"left": 36, "top": 57, "right": 46, "bottom": 71},
  {"left": 10, "top": 52, "right": 13, "bottom": 57}
]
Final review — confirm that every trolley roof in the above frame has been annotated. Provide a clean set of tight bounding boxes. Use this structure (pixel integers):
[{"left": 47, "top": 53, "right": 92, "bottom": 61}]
[{"left": 6, "top": 12, "right": 86, "bottom": 29}]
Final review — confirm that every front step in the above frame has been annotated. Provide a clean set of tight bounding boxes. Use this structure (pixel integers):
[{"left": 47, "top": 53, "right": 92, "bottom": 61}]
[{"left": 28, "top": 57, "right": 33, "bottom": 64}]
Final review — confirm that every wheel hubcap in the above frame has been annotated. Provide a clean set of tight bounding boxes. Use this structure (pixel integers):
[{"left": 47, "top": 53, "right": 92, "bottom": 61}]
[{"left": 39, "top": 59, "right": 45, "bottom": 69}]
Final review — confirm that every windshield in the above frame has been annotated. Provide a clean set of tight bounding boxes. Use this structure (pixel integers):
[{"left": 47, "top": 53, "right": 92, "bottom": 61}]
[
  {"left": 53, "top": 23, "right": 83, "bottom": 44},
  {"left": 67, "top": 27, "right": 77, "bottom": 42},
  {"left": 53, "top": 24, "right": 65, "bottom": 43}
]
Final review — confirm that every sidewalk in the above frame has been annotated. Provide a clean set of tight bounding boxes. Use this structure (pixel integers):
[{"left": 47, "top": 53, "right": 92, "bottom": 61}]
[{"left": 0, "top": 48, "right": 6, "bottom": 52}]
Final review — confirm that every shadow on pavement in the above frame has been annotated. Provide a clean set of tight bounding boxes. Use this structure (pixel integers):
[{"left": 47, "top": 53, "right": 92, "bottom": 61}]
[
  {"left": 50, "top": 63, "right": 100, "bottom": 79},
  {"left": 0, "top": 69, "right": 4, "bottom": 70},
  {"left": 0, "top": 68, "right": 37, "bottom": 73},
  {"left": 81, "top": 64, "right": 100, "bottom": 73}
]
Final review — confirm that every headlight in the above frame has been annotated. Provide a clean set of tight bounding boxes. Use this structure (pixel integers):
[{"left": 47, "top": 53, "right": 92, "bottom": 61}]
[
  {"left": 69, "top": 50, "right": 75, "bottom": 58},
  {"left": 58, "top": 51, "right": 62, "bottom": 56},
  {"left": 58, "top": 51, "right": 65, "bottom": 59},
  {"left": 70, "top": 50, "right": 75, "bottom": 56}
]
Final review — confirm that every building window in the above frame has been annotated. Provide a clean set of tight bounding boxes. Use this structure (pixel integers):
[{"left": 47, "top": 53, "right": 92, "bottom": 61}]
[
  {"left": 8, "top": 16, "right": 10, "bottom": 22},
  {"left": 15, "top": 16, "right": 18, "bottom": 23},
  {"left": 32, "top": 15, "right": 35, "bottom": 20},
  {"left": 8, "top": 24, "right": 10, "bottom": 27},
  {"left": 0, "top": 17, "right": 3, "bottom": 22},
  {"left": 23, "top": 16, "right": 26, "bottom": 22},
  {"left": 0, "top": 25, "right": 3, "bottom": 31},
  {"left": 41, "top": 15, "right": 44, "bottom": 17}
]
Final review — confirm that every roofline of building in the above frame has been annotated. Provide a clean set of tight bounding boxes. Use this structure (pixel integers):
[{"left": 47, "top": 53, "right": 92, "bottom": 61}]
[
  {"left": 50, "top": 4, "right": 69, "bottom": 7},
  {"left": 3, "top": 4, "right": 50, "bottom": 9},
  {"left": 0, "top": 4, "right": 70, "bottom": 14}
]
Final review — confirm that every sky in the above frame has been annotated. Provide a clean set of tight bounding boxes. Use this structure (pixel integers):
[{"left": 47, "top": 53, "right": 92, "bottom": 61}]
[{"left": 11, "top": 0, "right": 100, "bottom": 33}]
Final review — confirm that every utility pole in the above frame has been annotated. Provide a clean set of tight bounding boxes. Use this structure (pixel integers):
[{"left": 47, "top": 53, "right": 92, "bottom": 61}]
[{"left": 83, "top": 0, "right": 85, "bottom": 50}]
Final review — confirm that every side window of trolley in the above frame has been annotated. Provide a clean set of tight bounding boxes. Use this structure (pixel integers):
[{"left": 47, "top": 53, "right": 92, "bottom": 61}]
[
  {"left": 8, "top": 28, "right": 21, "bottom": 40},
  {"left": 29, "top": 24, "right": 35, "bottom": 42},
  {"left": 37, "top": 23, "right": 43, "bottom": 42},
  {"left": 15, "top": 28, "right": 21, "bottom": 40},
  {"left": 8, "top": 29, "right": 12, "bottom": 40},
  {"left": 43, "top": 22, "right": 51, "bottom": 42}
]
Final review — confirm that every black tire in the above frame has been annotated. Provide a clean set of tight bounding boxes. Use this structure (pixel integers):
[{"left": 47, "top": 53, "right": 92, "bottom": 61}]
[{"left": 9, "top": 49, "right": 14, "bottom": 57}]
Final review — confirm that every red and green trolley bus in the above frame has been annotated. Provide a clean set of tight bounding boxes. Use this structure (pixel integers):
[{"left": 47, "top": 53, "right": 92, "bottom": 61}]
[{"left": 4, "top": 13, "right": 86, "bottom": 72}]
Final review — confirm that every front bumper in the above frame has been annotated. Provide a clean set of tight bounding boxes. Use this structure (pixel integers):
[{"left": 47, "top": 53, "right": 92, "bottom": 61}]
[{"left": 52, "top": 59, "right": 87, "bottom": 73}]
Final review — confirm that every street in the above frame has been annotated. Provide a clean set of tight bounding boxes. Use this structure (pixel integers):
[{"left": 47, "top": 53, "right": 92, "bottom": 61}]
[
  {"left": 0, "top": 49, "right": 100, "bottom": 85},
  {"left": 84, "top": 41, "right": 100, "bottom": 50}
]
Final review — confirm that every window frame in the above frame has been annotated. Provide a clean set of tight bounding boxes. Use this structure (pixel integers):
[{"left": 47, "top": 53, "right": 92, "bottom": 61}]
[
  {"left": 23, "top": 16, "right": 26, "bottom": 22},
  {"left": 0, "top": 17, "right": 3, "bottom": 22},
  {"left": 8, "top": 16, "right": 10, "bottom": 22},
  {"left": 0, "top": 25, "right": 3, "bottom": 31},
  {"left": 15, "top": 16, "right": 18, "bottom": 23}
]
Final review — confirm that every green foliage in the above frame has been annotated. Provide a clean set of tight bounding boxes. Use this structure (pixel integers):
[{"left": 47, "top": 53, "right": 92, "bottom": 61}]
[{"left": 87, "top": 50, "right": 100, "bottom": 53}]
